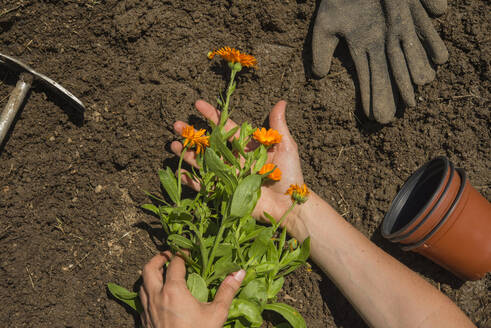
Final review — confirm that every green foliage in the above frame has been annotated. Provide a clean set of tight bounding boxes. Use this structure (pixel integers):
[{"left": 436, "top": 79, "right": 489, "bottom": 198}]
[
  {"left": 110, "top": 60, "right": 310, "bottom": 328},
  {"left": 187, "top": 273, "right": 209, "bottom": 302},
  {"left": 107, "top": 283, "right": 143, "bottom": 313},
  {"left": 264, "top": 303, "right": 307, "bottom": 328}
]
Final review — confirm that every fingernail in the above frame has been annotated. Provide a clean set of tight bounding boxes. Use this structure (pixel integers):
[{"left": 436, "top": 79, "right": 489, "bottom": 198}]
[{"left": 232, "top": 269, "right": 245, "bottom": 282}]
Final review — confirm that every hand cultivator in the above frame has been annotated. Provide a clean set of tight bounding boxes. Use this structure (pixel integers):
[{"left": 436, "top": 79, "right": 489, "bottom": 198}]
[{"left": 0, "top": 53, "right": 85, "bottom": 147}]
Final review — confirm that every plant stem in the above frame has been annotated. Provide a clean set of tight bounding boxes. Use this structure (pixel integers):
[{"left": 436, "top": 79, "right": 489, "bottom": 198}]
[
  {"left": 176, "top": 146, "right": 188, "bottom": 206},
  {"left": 274, "top": 201, "right": 297, "bottom": 234},
  {"left": 197, "top": 232, "right": 208, "bottom": 274},
  {"left": 171, "top": 246, "right": 200, "bottom": 273},
  {"left": 205, "top": 221, "right": 227, "bottom": 278},
  {"left": 219, "top": 67, "right": 239, "bottom": 128}
]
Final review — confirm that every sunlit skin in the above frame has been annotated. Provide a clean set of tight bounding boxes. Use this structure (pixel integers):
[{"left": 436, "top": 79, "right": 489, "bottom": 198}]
[
  {"left": 169, "top": 99, "right": 475, "bottom": 328},
  {"left": 171, "top": 100, "right": 303, "bottom": 226},
  {"left": 139, "top": 251, "right": 245, "bottom": 328}
]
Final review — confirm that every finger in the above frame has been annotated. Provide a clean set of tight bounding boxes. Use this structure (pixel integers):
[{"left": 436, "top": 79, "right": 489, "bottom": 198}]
[
  {"left": 268, "top": 101, "right": 294, "bottom": 142},
  {"left": 165, "top": 254, "right": 187, "bottom": 283},
  {"left": 419, "top": 0, "right": 447, "bottom": 16},
  {"left": 195, "top": 100, "right": 239, "bottom": 139},
  {"left": 178, "top": 168, "right": 201, "bottom": 192},
  {"left": 411, "top": 0, "right": 448, "bottom": 64},
  {"left": 387, "top": 37, "right": 416, "bottom": 107},
  {"left": 142, "top": 251, "right": 172, "bottom": 295},
  {"left": 212, "top": 270, "right": 245, "bottom": 320},
  {"left": 170, "top": 140, "right": 199, "bottom": 168},
  {"left": 312, "top": 12, "right": 339, "bottom": 77},
  {"left": 139, "top": 286, "right": 151, "bottom": 327},
  {"left": 348, "top": 45, "right": 371, "bottom": 120},
  {"left": 368, "top": 48, "right": 396, "bottom": 124},
  {"left": 402, "top": 32, "right": 435, "bottom": 85}
]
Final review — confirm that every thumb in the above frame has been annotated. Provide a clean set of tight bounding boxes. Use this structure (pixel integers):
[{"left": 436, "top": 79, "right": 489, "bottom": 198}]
[
  {"left": 212, "top": 270, "right": 245, "bottom": 318},
  {"left": 269, "top": 101, "right": 294, "bottom": 143}
]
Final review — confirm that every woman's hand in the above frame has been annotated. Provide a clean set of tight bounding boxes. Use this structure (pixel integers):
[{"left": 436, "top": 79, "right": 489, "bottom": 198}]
[
  {"left": 139, "top": 251, "right": 245, "bottom": 328},
  {"left": 171, "top": 100, "right": 304, "bottom": 230}
]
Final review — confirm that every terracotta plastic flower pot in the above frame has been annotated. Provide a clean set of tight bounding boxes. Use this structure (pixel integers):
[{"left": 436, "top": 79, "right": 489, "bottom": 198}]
[
  {"left": 382, "top": 157, "right": 491, "bottom": 280},
  {"left": 382, "top": 157, "right": 458, "bottom": 243}
]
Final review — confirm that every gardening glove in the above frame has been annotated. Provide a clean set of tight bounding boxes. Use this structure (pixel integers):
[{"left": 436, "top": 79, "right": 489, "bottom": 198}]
[
  {"left": 139, "top": 251, "right": 245, "bottom": 328},
  {"left": 419, "top": 0, "right": 447, "bottom": 16},
  {"left": 312, "top": 0, "right": 448, "bottom": 124}
]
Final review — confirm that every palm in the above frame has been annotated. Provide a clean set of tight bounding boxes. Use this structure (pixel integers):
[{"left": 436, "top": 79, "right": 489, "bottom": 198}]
[
  {"left": 172, "top": 100, "right": 304, "bottom": 226},
  {"left": 253, "top": 133, "right": 303, "bottom": 224}
]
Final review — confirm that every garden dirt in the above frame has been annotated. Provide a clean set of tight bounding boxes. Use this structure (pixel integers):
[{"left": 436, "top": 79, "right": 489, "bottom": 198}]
[{"left": 0, "top": 0, "right": 489, "bottom": 327}]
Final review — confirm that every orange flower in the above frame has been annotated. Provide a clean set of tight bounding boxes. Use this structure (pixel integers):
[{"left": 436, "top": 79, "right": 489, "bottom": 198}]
[
  {"left": 181, "top": 125, "right": 210, "bottom": 154},
  {"left": 259, "top": 163, "right": 282, "bottom": 181},
  {"left": 207, "top": 47, "right": 257, "bottom": 68},
  {"left": 253, "top": 128, "right": 282, "bottom": 146},
  {"left": 286, "top": 184, "right": 309, "bottom": 204}
]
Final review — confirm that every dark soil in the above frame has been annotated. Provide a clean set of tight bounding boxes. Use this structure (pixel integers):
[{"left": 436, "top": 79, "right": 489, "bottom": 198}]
[{"left": 0, "top": 0, "right": 489, "bottom": 327}]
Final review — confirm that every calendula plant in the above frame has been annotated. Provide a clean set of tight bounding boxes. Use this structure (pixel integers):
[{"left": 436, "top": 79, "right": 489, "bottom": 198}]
[{"left": 108, "top": 47, "right": 311, "bottom": 328}]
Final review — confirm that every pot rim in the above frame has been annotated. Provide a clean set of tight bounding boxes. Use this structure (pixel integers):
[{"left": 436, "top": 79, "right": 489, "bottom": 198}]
[
  {"left": 391, "top": 162, "right": 455, "bottom": 243},
  {"left": 401, "top": 169, "right": 467, "bottom": 251},
  {"left": 382, "top": 156, "right": 450, "bottom": 239}
]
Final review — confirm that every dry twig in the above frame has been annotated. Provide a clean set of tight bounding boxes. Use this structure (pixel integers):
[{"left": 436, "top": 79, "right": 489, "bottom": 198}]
[{"left": 0, "top": 2, "right": 24, "bottom": 17}]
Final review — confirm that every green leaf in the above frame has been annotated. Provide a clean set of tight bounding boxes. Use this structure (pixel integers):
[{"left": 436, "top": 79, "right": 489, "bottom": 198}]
[
  {"left": 278, "top": 227, "right": 287, "bottom": 255},
  {"left": 254, "top": 262, "right": 276, "bottom": 274},
  {"left": 228, "top": 299, "right": 263, "bottom": 327},
  {"left": 214, "top": 243, "right": 233, "bottom": 258},
  {"left": 248, "top": 228, "right": 273, "bottom": 264},
  {"left": 107, "top": 283, "right": 143, "bottom": 313},
  {"left": 263, "top": 303, "right": 306, "bottom": 328},
  {"left": 280, "top": 248, "right": 301, "bottom": 267},
  {"left": 297, "top": 237, "right": 310, "bottom": 263},
  {"left": 232, "top": 138, "right": 247, "bottom": 158},
  {"left": 230, "top": 174, "right": 262, "bottom": 218},
  {"left": 210, "top": 129, "right": 239, "bottom": 168},
  {"left": 207, "top": 254, "right": 241, "bottom": 284},
  {"left": 263, "top": 212, "right": 277, "bottom": 226},
  {"left": 167, "top": 234, "right": 194, "bottom": 249},
  {"left": 239, "top": 226, "right": 267, "bottom": 244},
  {"left": 186, "top": 273, "right": 209, "bottom": 302},
  {"left": 240, "top": 216, "right": 258, "bottom": 235},
  {"left": 243, "top": 268, "right": 256, "bottom": 286},
  {"left": 238, "top": 122, "right": 253, "bottom": 147},
  {"left": 252, "top": 145, "right": 267, "bottom": 173},
  {"left": 239, "top": 278, "right": 268, "bottom": 307},
  {"left": 223, "top": 126, "right": 240, "bottom": 141},
  {"left": 267, "top": 239, "right": 280, "bottom": 263},
  {"left": 204, "top": 148, "right": 237, "bottom": 194},
  {"left": 158, "top": 167, "right": 180, "bottom": 205},
  {"left": 268, "top": 277, "right": 284, "bottom": 299},
  {"left": 143, "top": 190, "right": 169, "bottom": 206},
  {"left": 141, "top": 204, "right": 159, "bottom": 215},
  {"left": 216, "top": 97, "right": 223, "bottom": 107},
  {"left": 278, "top": 238, "right": 311, "bottom": 277},
  {"left": 213, "top": 258, "right": 241, "bottom": 278}
]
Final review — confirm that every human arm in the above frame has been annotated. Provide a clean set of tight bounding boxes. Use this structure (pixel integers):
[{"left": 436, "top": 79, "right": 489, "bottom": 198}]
[
  {"left": 285, "top": 191, "right": 475, "bottom": 328},
  {"left": 139, "top": 251, "right": 245, "bottom": 328},
  {"left": 173, "top": 100, "right": 475, "bottom": 328}
]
